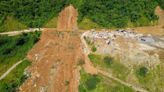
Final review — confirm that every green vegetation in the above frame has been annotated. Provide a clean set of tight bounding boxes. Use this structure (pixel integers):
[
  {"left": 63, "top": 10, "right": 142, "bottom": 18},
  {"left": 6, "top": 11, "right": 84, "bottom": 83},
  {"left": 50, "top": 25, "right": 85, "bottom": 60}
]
[
  {"left": 103, "top": 56, "right": 113, "bottom": 66},
  {"left": 91, "top": 45, "right": 97, "bottom": 52},
  {"left": 84, "top": 36, "right": 92, "bottom": 45},
  {"left": 0, "top": 32, "right": 41, "bottom": 76},
  {"left": 79, "top": 69, "right": 134, "bottom": 92},
  {"left": 137, "top": 66, "right": 148, "bottom": 77},
  {"left": 0, "top": 60, "right": 31, "bottom": 92},
  {"left": 156, "top": 0, "right": 164, "bottom": 9},
  {"left": 79, "top": 17, "right": 102, "bottom": 30},
  {"left": 0, "top": 0, "right": 163, "bottom": 32},
  {"left": 0, "top": 16, "right": 27, "bottom": 32},
  {"left": 0, "top": 32, "right": 40, "bottom": 91},
  {"left": 87, "top": 53, "right": 164, "bottom": 92},
  {"left": 44, "top": 17, "right": 58, "bottom": 28},
  {"left": 88, "top": 54, "right": 129, "bottom": 80},
  {"left": 135, "top": 63, "right": 164, "bottom": 92}
]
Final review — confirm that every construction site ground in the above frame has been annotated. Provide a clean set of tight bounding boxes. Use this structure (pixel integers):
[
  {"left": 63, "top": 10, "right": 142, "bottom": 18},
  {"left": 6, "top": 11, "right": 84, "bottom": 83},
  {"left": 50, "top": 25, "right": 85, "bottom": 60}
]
[{"left": 20, "top": 30, "right": 84, "bottom": 92}]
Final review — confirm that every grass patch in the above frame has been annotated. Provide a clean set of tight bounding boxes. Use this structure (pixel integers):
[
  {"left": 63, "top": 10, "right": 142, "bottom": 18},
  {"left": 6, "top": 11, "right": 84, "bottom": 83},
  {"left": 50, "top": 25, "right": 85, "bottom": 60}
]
[
  {"left": 135, "top": 63, "right": 164, "bottom": 92},
  {"left": 44, "top": 17, "right": 58, "bottom": 28},
  {"left": 88, "top": 53, "right": 129, "bottom": 80},
  {"left": 0, "top": 31, "right": 41, "bottom": 76},
  {"left": 0, "top": 60, "right": 31, "bottom": 92},
  {"left": 79, "top": 17, "right": 102, "bottom": 30},
  {"left": 79, "top": 69, "right": 134, "bottom": 92},
  {"left": 0, "top": 16, "right": 27, "bottom": 32}
]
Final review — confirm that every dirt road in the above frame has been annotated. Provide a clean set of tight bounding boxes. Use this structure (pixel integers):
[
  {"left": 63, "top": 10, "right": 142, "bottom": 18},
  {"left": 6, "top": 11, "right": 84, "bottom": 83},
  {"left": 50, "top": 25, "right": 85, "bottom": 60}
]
[
  {"left": 0, "top": 28, "right": 43, "bottom": 36},
  {"left": 0, "top": 59, "right": 25, "bottom": 80}
]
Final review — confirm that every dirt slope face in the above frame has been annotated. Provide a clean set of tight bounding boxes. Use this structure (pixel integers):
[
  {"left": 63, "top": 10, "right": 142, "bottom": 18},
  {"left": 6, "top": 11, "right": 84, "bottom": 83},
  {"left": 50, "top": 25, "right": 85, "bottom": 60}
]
[
  {"left": 57, "top": 5, "right": 78, "bottom": 31},
  {"left": 20, "top": 30, "right": 83, "bottom": 92},
  {"left": 20, "top": 5, "right": 83, "bottom": 92}
]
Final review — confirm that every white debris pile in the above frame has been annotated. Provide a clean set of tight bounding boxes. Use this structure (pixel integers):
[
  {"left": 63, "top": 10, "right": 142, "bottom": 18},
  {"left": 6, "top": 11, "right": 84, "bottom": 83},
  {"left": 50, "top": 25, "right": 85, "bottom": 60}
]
[{"left": 83, "top": 29, "right": 163, "bottom": 66}]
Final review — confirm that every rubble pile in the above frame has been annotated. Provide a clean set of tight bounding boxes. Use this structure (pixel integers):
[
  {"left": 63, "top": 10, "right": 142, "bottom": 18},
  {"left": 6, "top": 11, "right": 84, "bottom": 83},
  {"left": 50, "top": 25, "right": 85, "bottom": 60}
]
[{"left": 83, "top": 29, "right": 164, "bottom": 66}]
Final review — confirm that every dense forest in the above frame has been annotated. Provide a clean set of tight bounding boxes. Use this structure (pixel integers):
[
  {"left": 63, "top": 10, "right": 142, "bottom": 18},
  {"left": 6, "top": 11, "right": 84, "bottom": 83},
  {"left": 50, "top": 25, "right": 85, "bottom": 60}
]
[{"left": 0, "top": 0, "right": 163, "bottom": 31}]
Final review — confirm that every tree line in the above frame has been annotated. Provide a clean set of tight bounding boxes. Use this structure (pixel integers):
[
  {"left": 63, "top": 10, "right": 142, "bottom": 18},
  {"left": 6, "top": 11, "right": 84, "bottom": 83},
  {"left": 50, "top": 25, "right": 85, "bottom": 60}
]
[{"left": 0, "top": 0, "right": 163, "bottom": 31}]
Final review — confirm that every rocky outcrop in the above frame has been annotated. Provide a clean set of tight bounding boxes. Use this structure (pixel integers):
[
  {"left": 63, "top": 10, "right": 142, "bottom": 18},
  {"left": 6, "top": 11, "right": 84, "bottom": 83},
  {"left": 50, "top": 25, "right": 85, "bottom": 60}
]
[{"left": 57, "top": 5, "right": 78, "bottom": 31}]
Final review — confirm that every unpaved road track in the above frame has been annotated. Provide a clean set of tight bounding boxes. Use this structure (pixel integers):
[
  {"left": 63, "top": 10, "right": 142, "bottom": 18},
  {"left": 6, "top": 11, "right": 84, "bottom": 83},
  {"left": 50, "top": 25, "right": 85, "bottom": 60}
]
[
  {"left": 0, "top": 59, "right": 25, "bottom": 80},
  {"left": 0, "top": 28, "right": 43, "bottom": 36},
  {"left": 81, "top": 32, "right": 149, "bottom": 92}
]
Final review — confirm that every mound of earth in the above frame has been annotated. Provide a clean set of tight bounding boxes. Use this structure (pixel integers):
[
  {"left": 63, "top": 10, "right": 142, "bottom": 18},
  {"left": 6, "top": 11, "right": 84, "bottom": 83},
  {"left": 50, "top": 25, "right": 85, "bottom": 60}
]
[{"left": 57, "top": 5, "right": 78, "bottom": 31}]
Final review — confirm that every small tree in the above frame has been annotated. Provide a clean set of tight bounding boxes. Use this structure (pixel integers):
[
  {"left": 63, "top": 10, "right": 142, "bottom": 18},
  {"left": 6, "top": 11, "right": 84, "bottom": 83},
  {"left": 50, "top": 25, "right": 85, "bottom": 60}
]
[
  {"left": 91, "top": 45, "right": 97, "bottom": 52},
  {"left": 138, "top": 67, "right": 148, "bottom": 77},
  {"left": 103, "top": 56, "right": 113, "bottom": 66}
]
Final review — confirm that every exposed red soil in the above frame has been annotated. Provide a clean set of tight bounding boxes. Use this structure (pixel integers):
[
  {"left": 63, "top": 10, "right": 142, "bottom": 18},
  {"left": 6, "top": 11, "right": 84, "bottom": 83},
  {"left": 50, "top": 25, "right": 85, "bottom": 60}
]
[
  {"left": 57, "top": 5, "right": 78, "bottom": 31},
  {"left": 20, "top": 30, "right": 84, "bottom": 92},
  {"left": 20, "top": 5, "right": 83, "bottom": 92}
]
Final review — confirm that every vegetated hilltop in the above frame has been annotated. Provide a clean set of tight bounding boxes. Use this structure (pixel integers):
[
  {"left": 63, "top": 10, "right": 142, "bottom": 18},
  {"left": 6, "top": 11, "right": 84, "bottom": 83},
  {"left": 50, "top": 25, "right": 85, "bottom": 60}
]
[{"left": 0, "top": 0, "right": 164, "bottom": 32}]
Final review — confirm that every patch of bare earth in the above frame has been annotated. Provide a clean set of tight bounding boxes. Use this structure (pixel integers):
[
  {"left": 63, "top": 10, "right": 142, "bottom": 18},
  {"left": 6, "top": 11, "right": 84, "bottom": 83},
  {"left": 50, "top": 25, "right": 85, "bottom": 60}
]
[
  {"left": 57, "top": 5, "right": 78, "bottom": 31},
  {"left": 20, "top": 30, "right": 83, "bottom": 92},
  {"left": 20, "top": 5, "right": 83, "bottom": 92}
]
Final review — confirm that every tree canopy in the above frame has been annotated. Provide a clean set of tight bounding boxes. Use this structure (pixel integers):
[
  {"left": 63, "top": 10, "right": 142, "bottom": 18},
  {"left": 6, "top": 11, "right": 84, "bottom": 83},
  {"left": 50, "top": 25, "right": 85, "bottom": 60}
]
[{"left": 0, "top": 0, "right": 163, "bottom": 31}]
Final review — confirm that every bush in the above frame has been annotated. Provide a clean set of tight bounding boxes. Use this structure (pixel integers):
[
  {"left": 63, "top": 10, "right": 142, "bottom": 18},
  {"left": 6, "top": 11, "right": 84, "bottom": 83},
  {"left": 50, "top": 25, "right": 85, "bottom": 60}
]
[
  {"left": 137, "top": 67, "right": 148, "bottom": 77},
  {"left": 91, "top": 45, "right": 97, "bottom": 52},
  {"left": 103, "top": 56, "right": 113, "bottom": 66},
  {"left": 85, "top": 75, "right": 100, "bottom": 90}
]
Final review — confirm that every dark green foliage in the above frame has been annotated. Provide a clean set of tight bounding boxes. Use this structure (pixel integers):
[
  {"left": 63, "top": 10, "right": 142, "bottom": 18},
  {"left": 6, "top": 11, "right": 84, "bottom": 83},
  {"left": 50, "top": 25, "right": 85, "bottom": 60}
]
[
  {"left": 78, "top": 69, "right": 134, "bottom": 92},
  {"left": 78, "top": 0, "right": 159, "bottom": 28},
  {"left": 85, "top": 75, "right": 100, "bottom": 90},
  {"left": 16, "top": 36, "right": 28, "bottom": 46},
  {"left": 91, "top": 45, "right": 97, "bottom": 52},
  {"left": 0, "top": 32, "right": 41, "bottom": 76},
  {"left": 0, "top": 0, "right": 162, "bottom": 31},
  {"left": 0, "top": 60, "right": 31, "bottom": 92},
  {"left": 84, "top": 36, "right": 91, "bottom": 45},
  {"left": 137, "top": 67, "right": 148, "bottom": 77},
  {"left": 156, "top": 0, "right": 164, "bottom": 9},
  {"left": 0, "top": 0, "right": 67, "bottom": 29},
  {"left": 103, "top": 56, "right": 113, "bottom": 66},
  {"left": 78, "top": 69, "right": 100, "bottom": 92}
]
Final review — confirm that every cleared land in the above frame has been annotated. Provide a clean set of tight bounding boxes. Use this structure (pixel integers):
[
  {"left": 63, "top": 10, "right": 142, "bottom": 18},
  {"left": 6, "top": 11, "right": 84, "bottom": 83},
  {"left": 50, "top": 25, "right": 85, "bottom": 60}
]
[{"left": 20, "top": 30, "right": 84, "bottom": 92}]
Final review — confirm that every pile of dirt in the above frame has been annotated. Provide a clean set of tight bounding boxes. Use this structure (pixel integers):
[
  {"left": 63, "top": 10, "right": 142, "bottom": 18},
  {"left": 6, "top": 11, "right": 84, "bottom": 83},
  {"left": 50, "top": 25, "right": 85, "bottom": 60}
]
[{"left": 57, "top": 5, "right": 78, "bottom": 31}]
